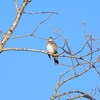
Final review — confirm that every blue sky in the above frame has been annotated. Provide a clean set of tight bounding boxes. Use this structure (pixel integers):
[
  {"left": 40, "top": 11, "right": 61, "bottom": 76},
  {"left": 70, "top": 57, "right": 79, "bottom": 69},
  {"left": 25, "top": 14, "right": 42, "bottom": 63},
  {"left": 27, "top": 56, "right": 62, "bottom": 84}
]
[{"left": 0, "top": 0, "right": 100, "bottom": 100}]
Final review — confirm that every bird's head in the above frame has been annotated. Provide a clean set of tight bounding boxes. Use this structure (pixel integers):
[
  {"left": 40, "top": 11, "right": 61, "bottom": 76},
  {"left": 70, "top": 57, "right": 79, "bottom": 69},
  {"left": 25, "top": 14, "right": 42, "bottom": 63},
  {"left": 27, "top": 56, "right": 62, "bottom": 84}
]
[{"left": 48, "top": 37, "right": 53, "bottom": 41}]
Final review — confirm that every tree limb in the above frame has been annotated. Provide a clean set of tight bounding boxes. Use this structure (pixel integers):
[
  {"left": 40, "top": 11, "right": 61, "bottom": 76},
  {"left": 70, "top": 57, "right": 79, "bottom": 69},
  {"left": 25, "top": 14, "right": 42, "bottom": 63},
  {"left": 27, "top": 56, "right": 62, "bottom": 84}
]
[{"left": 0, "top": 0, "right": 30, "bottom": 52}]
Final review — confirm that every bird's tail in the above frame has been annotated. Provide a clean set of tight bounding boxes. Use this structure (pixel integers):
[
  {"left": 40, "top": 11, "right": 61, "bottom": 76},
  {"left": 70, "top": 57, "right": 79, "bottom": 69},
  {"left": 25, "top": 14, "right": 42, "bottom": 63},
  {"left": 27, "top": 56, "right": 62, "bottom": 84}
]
[{"left": 54, "top": 57, "right": 59, "bottom": 65}]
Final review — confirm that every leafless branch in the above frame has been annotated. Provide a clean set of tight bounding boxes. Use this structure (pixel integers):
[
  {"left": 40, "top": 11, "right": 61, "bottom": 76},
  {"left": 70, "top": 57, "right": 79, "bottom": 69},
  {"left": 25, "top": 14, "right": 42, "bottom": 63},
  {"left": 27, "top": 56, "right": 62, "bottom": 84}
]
[
  {"left": 14, "top": 0, "right": 19, "bottom": 13},
  {"left": 74, "top": 38, "right": 90, "bottom": 55},
  {"left": 51, "top": 90, "right": 95, "bottom": 100},
  {"left": 66, "top": 90, "right": 95, "bottom": 100},
  {"left": 3, "top": 47, "right": 64, "bottom": 57},
  {"left": 7, "top": 11, "right": 55, "bottom": 40},
  {"left": 0, "top": 0, "right": 29, "bottom": 52},
  {"left": 23, "top": 11, "right": 58, "bottom": 14},
  {"left": 31, "top": 11, "right": 54, "bottom": 35}
]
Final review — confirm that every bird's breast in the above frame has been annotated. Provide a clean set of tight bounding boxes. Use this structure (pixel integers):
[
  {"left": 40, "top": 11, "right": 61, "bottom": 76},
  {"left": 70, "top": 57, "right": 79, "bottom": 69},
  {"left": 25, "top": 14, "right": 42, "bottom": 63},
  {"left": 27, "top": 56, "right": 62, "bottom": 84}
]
[{"left": 47, "top": 44, "right": 55, "bottom": 54}]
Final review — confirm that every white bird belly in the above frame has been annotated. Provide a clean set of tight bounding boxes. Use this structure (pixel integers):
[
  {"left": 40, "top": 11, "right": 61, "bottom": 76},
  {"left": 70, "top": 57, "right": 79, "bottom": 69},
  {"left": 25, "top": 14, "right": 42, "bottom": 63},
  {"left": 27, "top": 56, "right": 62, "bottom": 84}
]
[{"left": 47, "top": 44, "right": 55, "bottom": 54}]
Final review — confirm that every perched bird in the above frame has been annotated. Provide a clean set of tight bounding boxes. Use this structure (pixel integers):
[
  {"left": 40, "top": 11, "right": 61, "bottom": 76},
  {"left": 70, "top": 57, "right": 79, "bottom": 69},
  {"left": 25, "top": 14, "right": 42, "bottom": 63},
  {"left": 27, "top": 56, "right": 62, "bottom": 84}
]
[{"left": 46, "top": 37, "right": 59, "bottom": 65}]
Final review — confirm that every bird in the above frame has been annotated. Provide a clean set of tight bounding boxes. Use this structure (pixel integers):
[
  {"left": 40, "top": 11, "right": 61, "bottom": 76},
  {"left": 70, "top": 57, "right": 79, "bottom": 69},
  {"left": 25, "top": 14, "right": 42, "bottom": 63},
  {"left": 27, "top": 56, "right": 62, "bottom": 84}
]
[{"left": 46, "top": 37, "right": 59, "bottom": 65}]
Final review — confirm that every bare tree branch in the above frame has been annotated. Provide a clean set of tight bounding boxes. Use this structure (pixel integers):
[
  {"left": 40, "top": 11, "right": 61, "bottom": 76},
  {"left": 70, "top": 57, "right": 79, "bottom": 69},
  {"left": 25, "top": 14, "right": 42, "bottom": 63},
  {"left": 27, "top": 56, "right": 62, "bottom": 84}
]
[
  {"left": 6, "top": 11, "right": 56, "bottom": 40},
  {"left": 66, "top": 90, "right": 95, "bottom": 100},
  {"left": 31, "top": 11, "right": 54, "bottom": 35},
  {"left": 3, "top": 48, "right": 64, "bottom": 57},
  {"left": 23, "top": 11, "right": 58, "bottom": 14},
  {"left": 0, "top": 0, "right": 30, "bottom": 52},
  {"left": 14, "top": 0, "right": 19, "bottom": 13},
  {"left": 51, "top": 90, "right": 95, "bottom": 100}
]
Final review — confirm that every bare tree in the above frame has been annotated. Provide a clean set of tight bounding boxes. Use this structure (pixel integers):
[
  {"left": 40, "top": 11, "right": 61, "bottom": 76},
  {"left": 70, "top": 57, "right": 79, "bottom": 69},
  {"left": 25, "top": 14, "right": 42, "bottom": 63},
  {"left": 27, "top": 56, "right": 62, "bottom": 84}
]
[{"left": 0, "top": 0, "right": 100, "bottom": 100}]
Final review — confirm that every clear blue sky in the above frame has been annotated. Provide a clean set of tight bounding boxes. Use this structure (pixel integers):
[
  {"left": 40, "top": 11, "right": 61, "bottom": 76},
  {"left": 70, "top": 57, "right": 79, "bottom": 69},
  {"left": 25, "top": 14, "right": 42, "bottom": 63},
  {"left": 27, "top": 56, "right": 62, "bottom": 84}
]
[{"left": 0, "top": 0, "right": 100, "bottom": 100}]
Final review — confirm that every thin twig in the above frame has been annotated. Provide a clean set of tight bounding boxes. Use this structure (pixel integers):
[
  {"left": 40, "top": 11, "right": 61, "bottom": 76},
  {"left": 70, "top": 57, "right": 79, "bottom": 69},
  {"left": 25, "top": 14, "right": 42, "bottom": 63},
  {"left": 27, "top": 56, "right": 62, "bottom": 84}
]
[
  {"left": 14, "top": 0, "right": 19, "bottom": 13},
  {"left": 31, "top": 11, "right": 54, "bottom": 35},
  {"left": 23, "top": 11, "right": 58, "bottom": 14}
]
